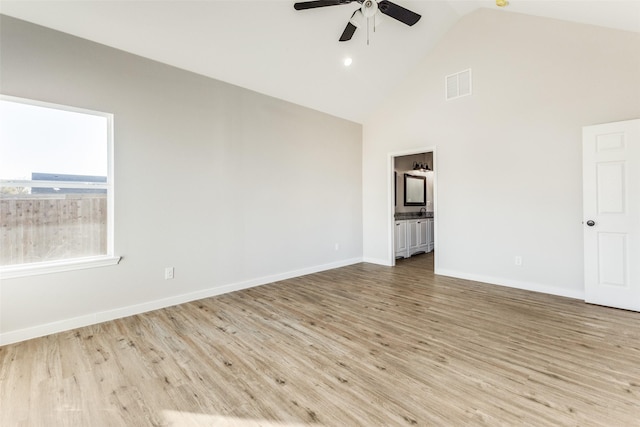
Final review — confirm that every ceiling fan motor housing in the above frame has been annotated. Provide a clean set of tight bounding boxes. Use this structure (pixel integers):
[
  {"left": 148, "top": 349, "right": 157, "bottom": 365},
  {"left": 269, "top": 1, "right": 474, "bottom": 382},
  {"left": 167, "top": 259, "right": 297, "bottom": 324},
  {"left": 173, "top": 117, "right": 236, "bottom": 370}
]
[{"left": 362, "top": 0, "right": 378, "bottom": 18}]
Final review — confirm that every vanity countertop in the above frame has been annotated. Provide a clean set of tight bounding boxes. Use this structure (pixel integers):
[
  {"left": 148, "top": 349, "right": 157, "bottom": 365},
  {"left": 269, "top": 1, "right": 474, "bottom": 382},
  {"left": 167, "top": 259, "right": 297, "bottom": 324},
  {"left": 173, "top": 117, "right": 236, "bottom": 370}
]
[{"left": 395, "top": 212, "right": 434, "bottom": 220}]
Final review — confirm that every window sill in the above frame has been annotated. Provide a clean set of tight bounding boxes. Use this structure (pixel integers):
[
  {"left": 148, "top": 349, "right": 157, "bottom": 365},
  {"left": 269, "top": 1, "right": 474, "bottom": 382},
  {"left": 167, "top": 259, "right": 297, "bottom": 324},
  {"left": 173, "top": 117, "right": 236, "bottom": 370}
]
[{"left": 0, "top": 256, "right": 122, "bottom": 279}]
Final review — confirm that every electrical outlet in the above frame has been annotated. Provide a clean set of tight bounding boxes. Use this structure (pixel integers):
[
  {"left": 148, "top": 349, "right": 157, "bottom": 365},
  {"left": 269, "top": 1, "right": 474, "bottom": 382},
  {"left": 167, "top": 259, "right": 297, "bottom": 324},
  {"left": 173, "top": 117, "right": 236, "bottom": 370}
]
[
  {"left": 514, "top": 256, "right": 522, "bottom": 266},
  {"left": 165, "top": 267, "right": 175, "bottom": 280},
  {"left": 334, "top": 243, "right": 340, "bottom": 251}
]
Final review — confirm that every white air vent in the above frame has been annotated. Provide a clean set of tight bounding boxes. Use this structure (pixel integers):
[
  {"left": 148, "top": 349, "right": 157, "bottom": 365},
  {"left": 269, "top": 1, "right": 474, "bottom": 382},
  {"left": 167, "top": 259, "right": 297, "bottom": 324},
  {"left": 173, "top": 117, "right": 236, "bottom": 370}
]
[{"left": 445, "top": 69, "right": 472, "bottom": 100}]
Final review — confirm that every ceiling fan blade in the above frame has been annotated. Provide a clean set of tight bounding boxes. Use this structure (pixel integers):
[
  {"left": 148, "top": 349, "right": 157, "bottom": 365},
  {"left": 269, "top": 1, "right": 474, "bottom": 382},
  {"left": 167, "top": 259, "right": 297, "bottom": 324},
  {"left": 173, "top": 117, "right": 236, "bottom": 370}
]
[
  {"left": 294, "top": 0, "right": 352, "bottom": 10},
  {"left": 339, "top": 22, "right": 357, "bottom": 42},
  {"left": 339, "top": 9, "right": 360, "bottom": 42},
  {"left": 377, "top": 0, "right": 421, "bottom": 26}
]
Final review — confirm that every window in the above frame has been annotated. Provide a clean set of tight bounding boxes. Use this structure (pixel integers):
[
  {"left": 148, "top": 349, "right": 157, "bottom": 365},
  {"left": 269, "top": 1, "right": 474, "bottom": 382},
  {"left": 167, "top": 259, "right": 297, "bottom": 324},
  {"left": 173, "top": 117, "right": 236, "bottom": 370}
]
[{"left": 0, "top": 95, "right": 118, "bottom": 278}]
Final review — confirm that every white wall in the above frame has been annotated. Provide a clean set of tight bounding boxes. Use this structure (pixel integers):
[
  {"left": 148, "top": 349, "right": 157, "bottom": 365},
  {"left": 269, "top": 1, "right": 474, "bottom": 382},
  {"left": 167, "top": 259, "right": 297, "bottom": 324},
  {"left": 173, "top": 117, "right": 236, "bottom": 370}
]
[
  {"left": 363, "top": 9, "right": 640, "bottom": 297},
  {"left": 0, "top": 16, "right": 363, "bottom": 344}
]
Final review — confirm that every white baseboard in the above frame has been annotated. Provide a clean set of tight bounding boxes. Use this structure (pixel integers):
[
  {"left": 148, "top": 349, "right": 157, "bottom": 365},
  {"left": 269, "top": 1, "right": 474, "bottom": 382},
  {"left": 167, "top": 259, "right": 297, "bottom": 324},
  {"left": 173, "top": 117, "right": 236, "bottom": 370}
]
[
  {"left": 435, "top": 268, "right": 585, "bottom": 301},
  {"left": 362, "top": 257, "right": 392, "bottom": 266},
  {"left": 0, "top": 257, "right": 363, "bottom": 346}
]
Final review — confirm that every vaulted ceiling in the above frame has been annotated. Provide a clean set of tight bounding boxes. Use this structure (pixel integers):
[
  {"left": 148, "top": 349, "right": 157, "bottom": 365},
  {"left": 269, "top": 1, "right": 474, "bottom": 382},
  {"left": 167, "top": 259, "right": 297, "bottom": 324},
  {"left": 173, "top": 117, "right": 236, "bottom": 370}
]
[{"left": 1, "top": 1, "right": 639, "bottom": 123}]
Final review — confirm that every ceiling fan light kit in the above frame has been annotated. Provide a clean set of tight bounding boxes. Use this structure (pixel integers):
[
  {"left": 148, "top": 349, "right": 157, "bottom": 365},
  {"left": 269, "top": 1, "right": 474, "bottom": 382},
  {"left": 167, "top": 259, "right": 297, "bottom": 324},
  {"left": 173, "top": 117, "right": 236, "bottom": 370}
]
[{"left": 293, "top": 0, "right": 421, "bottom": 43}]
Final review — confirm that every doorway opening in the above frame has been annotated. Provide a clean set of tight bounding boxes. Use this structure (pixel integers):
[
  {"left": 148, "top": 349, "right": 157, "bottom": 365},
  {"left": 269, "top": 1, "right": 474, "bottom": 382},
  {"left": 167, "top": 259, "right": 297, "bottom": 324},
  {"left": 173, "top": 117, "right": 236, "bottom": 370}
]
[{"left": 389, "top": 148, "right": 437, "bottom": 271}]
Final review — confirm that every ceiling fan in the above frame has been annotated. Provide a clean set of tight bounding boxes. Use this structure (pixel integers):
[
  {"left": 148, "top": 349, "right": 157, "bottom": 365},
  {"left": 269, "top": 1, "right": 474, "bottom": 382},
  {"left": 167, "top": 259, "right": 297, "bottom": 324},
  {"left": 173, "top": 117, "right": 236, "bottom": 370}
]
[{"left": 293, "top": 0, "right": 421, "bottom": 42}]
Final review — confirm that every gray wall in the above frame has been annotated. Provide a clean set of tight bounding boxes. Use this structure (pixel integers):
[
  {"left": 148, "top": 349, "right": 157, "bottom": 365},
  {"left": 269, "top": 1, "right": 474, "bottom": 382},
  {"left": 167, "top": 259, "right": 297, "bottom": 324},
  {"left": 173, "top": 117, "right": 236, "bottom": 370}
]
[
  {"left": 0, "top": 15, "right": 363, "bottom": 343},
  {"left": 363, "top": 9, "right": 640, "bottom": 296}
]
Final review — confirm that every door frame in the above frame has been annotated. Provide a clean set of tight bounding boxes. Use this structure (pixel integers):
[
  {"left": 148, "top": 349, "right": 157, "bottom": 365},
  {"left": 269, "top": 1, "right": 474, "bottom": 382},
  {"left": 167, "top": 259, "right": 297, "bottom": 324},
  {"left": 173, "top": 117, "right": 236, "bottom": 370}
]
[{"left": 388, "top": 146, "right": 438, "bottom": 268}]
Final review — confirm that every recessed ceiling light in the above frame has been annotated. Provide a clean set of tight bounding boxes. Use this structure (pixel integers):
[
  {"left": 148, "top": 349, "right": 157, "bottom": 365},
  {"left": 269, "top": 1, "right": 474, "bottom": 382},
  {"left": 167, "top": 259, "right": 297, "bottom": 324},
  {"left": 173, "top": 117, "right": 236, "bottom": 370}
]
[{"left": 343, "top": 57, "right": 353, "bottom": 67}]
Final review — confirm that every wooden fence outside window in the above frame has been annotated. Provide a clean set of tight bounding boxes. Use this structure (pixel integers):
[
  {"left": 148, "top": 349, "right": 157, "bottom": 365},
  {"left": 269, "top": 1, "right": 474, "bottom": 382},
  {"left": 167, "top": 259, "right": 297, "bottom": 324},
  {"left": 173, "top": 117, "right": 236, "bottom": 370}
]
[{"left": 0, "top": 194, "right": 107, "bottom": 266}]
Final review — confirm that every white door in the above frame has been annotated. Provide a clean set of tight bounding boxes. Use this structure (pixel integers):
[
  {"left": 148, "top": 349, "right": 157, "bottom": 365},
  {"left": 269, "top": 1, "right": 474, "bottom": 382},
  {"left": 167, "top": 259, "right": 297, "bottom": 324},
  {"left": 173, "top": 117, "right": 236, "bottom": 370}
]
[
  {"left": 394, "top": 221, "right": 407, "bottom": 258},
  {"left": 408, "top": 220, "right": 420, "bottom": 254},
  {"left": 417, "top": 220, "right": 429, "bottom": 249},
  {"left": 427, "top": 219, "right": 434, "bottom": 252},
  {"left": 583, "top": 119, "right": 640, "bottom": 311}
]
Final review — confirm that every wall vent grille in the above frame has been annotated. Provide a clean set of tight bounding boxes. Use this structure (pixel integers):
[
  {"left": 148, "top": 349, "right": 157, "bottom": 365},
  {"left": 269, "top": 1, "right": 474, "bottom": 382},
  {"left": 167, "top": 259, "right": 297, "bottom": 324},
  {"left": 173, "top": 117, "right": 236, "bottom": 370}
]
[{"left": 446, "top": 69, "right": 472, "bottom": 100}]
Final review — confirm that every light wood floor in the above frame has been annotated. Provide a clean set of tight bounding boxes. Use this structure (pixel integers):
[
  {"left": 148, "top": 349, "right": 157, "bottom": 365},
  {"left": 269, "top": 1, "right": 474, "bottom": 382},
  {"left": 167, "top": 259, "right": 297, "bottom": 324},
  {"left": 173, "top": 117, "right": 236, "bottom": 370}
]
[{"left": 2, "top": 253, "right": 640, "bottom": 426}]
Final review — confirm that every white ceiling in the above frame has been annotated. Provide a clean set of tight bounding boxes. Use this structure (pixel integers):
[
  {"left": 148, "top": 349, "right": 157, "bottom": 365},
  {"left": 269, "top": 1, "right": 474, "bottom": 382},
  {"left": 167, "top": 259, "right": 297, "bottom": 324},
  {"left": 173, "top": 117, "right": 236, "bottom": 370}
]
[{"left": 1, "top": 0, "right": 638, "bottom": 123}]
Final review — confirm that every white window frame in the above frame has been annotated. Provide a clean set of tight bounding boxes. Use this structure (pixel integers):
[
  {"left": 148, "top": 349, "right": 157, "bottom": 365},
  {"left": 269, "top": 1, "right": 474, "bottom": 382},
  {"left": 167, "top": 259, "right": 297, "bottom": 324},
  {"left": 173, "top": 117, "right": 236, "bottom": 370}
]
[{"left": 0, "top": 95, "right": 120, "bottom": 279}]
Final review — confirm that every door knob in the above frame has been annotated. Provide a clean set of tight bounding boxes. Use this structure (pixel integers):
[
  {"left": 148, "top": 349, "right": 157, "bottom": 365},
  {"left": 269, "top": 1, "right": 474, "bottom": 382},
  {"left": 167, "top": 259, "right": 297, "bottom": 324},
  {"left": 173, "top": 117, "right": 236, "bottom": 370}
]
[{"left": 586, "top": 220, "right": 596, "bottom": 227}]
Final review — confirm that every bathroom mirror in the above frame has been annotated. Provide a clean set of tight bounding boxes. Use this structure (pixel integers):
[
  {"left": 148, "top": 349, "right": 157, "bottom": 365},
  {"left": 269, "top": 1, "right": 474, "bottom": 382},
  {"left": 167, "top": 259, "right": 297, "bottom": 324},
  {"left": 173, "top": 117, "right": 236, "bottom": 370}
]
[{"left": 404, "top": 174, "right": 426, "bottom": 206}]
